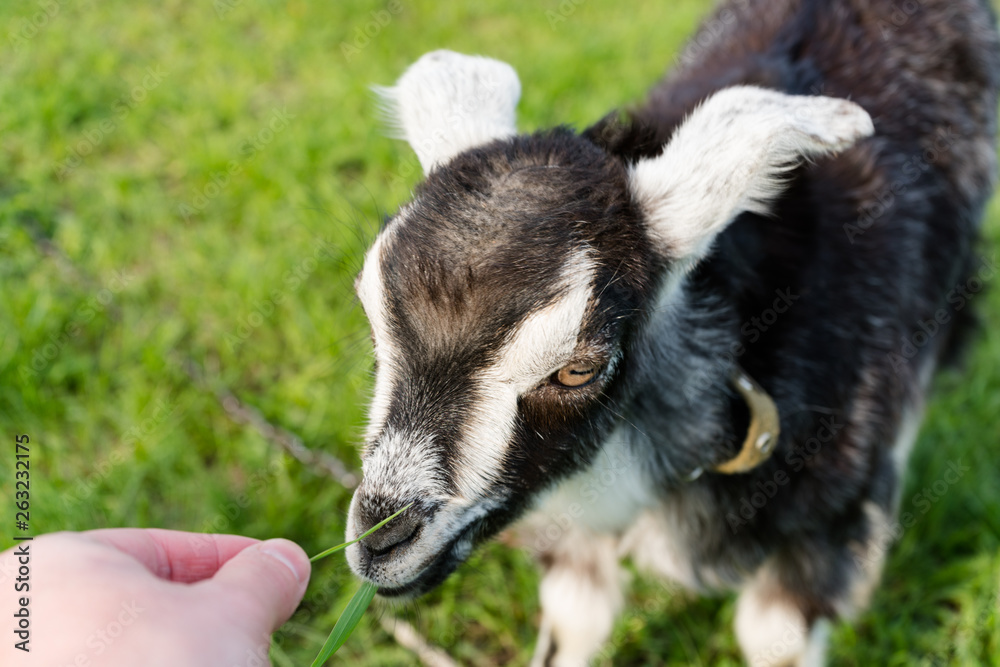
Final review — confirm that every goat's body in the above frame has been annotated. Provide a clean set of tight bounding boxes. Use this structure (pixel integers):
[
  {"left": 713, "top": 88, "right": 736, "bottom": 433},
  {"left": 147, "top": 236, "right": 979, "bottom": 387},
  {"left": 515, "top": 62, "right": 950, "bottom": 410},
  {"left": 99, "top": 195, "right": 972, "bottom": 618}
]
[
  {"left": 528, "top": 0, "right": 1000, "bottom": 663},
  {"left": 348, "top": 1, "right": 1000, "bottom": 664}
]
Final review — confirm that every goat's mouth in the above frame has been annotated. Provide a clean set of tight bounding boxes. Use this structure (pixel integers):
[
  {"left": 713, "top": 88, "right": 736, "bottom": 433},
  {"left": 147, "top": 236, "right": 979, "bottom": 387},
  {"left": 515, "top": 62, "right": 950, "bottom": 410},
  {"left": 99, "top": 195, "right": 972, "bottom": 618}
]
[
  {"left": 375, "top": 531, "right": 473, "bottom": 598},
  {"left": 353, "top": 518, "right": 482, "bottom": 599}
]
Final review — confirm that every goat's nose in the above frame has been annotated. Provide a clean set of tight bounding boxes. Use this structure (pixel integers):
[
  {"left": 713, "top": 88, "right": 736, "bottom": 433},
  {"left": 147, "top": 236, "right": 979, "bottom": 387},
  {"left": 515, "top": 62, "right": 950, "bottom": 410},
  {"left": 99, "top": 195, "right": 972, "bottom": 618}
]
[{"left": 359, "top": 509, "right": 422, "bottom": 560}]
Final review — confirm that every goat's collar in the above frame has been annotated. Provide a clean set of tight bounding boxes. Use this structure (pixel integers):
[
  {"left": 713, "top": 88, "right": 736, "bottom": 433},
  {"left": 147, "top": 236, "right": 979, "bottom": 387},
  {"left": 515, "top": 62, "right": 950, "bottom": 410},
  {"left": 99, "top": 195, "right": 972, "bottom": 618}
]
[{"left": 711, "top": 367, "right": 780, "bottom": 475}]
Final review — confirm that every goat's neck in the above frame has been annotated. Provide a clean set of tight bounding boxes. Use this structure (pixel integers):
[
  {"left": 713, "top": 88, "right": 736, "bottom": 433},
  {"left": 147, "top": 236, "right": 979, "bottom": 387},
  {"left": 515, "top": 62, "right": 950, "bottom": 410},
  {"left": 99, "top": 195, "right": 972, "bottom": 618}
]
[
  {"left": 621, "top": 273, "right": 747, "bottom": 485},
  {"left": 529, "top": 274, "right": 746, "bottom": 531}
]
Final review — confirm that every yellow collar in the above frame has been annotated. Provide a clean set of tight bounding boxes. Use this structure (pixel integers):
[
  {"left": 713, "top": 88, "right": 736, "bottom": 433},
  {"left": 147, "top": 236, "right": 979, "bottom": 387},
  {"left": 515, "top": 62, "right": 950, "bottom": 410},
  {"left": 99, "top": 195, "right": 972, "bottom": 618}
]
[{"left": 712, "top": 367, "right": 780, "bottom": 474}]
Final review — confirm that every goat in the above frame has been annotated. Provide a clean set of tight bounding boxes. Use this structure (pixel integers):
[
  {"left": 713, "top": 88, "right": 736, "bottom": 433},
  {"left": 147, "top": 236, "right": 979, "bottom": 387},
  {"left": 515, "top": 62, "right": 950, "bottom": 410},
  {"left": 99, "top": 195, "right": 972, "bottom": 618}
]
[{"left": 344, "top": 0, "right": 1000, "bottom": 664}]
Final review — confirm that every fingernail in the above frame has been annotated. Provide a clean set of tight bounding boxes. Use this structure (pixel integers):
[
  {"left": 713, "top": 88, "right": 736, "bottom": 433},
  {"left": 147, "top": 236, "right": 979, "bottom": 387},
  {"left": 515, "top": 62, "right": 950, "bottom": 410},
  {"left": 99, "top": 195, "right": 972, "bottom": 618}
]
[{"left": 259, "top": 539, "right": 311, "bottom": 584}]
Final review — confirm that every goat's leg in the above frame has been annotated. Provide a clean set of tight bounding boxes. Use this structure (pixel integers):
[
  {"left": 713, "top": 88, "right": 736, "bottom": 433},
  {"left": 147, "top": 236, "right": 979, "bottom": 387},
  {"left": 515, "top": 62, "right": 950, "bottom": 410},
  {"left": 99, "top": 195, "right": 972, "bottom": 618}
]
[
  {"left": 529, "top": 529, "right": 624, "bottom": 667},
  {"left": 735, "top": 502, "right": 892, "bottom": 667},
  {"left": 735, "top": 567, "right": 830, "bottom": 667},
  {"left": 737, "top": 401, "right": 922, "bottom": 667}
]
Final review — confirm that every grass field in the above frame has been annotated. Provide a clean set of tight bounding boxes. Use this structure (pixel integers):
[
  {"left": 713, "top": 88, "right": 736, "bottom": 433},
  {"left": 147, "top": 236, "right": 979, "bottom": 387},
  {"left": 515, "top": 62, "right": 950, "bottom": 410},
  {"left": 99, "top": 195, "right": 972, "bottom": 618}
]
[{"left": 1, "top": 0, "right": 999, "bottom": 665}]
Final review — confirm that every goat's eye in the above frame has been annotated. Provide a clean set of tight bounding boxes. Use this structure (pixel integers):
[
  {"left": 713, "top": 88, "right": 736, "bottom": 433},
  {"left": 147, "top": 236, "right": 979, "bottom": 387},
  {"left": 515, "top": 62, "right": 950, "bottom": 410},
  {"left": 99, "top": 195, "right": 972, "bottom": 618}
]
[{"left": 554, "top": 363, "right": 598, "bottom": 388}]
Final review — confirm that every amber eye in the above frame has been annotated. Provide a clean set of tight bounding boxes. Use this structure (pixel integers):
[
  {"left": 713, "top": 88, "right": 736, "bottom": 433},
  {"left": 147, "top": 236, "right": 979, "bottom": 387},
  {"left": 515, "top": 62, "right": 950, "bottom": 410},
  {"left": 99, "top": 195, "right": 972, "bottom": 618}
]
[{"left": 555, "top": 363, "right": 598, "bottom": 388}]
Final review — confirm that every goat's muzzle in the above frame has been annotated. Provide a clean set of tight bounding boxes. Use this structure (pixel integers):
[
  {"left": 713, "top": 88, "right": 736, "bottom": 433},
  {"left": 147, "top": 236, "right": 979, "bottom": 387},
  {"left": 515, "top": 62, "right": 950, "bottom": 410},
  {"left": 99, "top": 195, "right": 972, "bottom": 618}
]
[{"left": 345, "top": 485, "right": 484, "bottom": 598}]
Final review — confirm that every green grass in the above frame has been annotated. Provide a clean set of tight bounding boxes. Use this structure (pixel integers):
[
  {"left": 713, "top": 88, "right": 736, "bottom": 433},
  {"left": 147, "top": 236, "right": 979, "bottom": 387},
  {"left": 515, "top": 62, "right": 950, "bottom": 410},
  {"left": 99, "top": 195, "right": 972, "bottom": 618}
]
[{"left": 1, "top": 1, "right": 998, "bottom": 665}]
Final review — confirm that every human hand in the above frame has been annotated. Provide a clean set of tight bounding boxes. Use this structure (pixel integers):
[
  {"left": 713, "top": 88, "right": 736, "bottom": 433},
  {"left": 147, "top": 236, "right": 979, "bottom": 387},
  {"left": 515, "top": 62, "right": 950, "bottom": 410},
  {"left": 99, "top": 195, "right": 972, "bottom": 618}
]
[{"left": 0, "top": 529, "right": 311, "bottom": 666}]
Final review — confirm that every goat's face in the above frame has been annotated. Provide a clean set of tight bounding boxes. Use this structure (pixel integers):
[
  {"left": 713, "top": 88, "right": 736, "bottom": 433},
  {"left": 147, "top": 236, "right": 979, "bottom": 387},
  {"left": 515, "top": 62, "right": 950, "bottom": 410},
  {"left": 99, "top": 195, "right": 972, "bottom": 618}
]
[
  {"left": 345, "top": 51, "right": 874, "bottom": 597},
  {"left": 348, "top": 131, "right": 653, "bottom": 596}
]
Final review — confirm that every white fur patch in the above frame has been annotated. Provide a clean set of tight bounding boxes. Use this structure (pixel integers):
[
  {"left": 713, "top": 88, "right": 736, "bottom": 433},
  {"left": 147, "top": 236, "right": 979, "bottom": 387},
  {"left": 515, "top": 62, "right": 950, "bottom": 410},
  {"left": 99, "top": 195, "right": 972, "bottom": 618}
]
[
  {"left": 375, "top": 50, "right": 521, "bottom": 174},
  {"left": 736, "top": 572, "right": 811, "bottom": 667},
  {"left": 620, "top": 507, "right": 702, "bottom": 591},
  {"left": 530, "top": 532, "right": 623, "bottom": 667},
  {"left": 489, "top": 253, "right": 596, "bottom": 392},
  {"left": 629, "top": 86, "right": 874, "bottom": 265},
  {"left": 532, "top": 424, "right": 654, "bottom": 534},
  {"left": 357, "top": 428, "right": 447, "bottom": 505},
  {"left": 842, "top": 501, "right": 893, "bottom": 617},
  {"left": 890, "top": 356, "right": 936, "bottom": 490},
  {"left": 357, "top": 227, "right": 401, "bottom": 444},
  {"left": 799, "top": 620, "right": 831, "bottom": 667},
  {"left": 534, "top": 568, "right": 619, "bottom": 666},
  {"left": 452, "top": 252, "right": 597, "bottom": 500},
  {"left": 890, "top": 409, "right": 922, "bottom": 495}
]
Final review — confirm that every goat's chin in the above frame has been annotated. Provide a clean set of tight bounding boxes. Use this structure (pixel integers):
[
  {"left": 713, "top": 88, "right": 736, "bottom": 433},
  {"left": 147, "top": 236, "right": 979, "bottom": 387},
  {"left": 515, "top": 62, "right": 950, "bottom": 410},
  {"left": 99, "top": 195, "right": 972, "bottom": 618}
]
[
  {"left": 372, "top": 545, "right": 467, "bottom": 599},
  {"left": 350, "top": 521, "right": 480, "bottom": 599}
]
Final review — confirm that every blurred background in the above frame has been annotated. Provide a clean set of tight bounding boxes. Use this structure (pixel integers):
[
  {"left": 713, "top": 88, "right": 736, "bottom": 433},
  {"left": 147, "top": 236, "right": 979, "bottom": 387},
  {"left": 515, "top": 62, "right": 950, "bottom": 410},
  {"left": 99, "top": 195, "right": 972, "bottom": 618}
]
[{"left": 1, "top": 0, "right": 998, "bottom": 664}]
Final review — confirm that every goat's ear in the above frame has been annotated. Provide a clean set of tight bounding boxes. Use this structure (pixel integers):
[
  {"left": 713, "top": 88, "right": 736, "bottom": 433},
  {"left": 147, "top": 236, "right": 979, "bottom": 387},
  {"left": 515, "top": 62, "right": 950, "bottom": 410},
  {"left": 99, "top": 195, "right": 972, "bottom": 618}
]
[
  {"left": 375, "top": 50, "right": 521, "bottom": 174},
  {"left": 629, "top": 86, "right": 874, "bottom": 266}
]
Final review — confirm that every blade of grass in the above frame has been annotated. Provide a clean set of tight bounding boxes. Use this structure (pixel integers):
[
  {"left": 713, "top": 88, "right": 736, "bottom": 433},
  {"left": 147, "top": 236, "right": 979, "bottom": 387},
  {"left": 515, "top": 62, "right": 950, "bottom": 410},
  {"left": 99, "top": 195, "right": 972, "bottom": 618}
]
[
  {"left": 311, "top": 580, "right": 379, "bottom": 667},
  {"left": 309, "top": 502, "right": 413, "bottom": 563}
]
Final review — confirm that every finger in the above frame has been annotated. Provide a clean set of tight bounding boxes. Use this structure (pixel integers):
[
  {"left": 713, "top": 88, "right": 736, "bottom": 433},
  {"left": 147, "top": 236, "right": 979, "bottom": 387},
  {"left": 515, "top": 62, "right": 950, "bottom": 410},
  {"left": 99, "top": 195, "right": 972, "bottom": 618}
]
[
  {"left": 84, "top": 528, "right": 261, "bottom": 582},
  {"left": 204, "top": 538, "right": 311, "bottom": 632}
]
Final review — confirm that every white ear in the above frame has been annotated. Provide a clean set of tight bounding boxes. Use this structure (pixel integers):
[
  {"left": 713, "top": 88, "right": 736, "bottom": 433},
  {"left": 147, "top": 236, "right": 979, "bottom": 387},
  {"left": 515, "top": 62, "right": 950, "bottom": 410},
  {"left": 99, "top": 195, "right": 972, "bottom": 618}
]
[
  {"left": 629, "top": 86, "right": 874, "bottom": 265},
  {"left": 375, "top": 50, "right": 521, "bottom": 174}
]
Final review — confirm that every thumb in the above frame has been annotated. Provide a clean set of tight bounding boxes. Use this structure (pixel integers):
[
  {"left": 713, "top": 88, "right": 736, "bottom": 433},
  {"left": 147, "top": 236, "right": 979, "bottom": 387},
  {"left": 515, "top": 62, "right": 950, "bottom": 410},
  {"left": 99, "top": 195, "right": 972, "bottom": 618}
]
[{"left": 207, "top": 538, "right": 311, "bottom": 633}]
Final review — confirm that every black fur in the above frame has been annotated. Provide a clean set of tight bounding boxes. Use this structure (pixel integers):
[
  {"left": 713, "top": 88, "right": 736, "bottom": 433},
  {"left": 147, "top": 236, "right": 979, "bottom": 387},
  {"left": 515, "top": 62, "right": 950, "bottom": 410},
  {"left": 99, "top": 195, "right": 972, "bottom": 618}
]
[
  {"left": 597, "top": 0, "right": 1000, "bottom": 614},
  {"left": 358, "top": 0, "right": 1000, "bottom": 633}
]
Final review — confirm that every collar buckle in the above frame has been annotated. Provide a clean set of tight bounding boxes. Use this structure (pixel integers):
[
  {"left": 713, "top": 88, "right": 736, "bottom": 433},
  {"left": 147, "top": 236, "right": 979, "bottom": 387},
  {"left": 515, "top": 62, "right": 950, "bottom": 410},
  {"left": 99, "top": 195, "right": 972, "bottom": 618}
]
[{"left": 712, "top": 367, "right": 780, "bottom": 475}]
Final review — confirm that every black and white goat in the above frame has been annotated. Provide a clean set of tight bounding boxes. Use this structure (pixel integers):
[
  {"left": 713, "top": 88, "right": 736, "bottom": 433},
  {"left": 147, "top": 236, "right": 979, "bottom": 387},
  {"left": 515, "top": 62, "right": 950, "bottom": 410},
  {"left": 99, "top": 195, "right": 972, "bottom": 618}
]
[{"left": 344, "top": 1, "right": 1000, "bottom": 664}]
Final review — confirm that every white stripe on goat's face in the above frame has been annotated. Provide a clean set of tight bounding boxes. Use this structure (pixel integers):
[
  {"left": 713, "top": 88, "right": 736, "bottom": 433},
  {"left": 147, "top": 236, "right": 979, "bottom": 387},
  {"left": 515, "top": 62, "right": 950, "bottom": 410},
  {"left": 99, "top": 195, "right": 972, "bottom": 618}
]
[
  {"left": 359, "top": 217, "right": 598, "bottom": 492},
  {"left": 455, "top": 251, "right": 596, "bottom": 500},
  {"left": 349, "top": 221, "right": 602, "bottom": 592},
  {"left": 358, "top": 234, "right": 597, "bottom": 502},
  {"left": 356, "top": 224, "right": 400, "bottom": 445}
]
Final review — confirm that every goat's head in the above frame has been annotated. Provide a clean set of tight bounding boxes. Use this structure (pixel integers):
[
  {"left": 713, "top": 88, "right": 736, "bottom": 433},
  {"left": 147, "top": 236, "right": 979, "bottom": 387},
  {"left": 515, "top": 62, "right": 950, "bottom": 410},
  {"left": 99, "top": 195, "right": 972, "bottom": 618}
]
[{"left": 345, "top": 50, "right": 873, "bottom": 597}]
